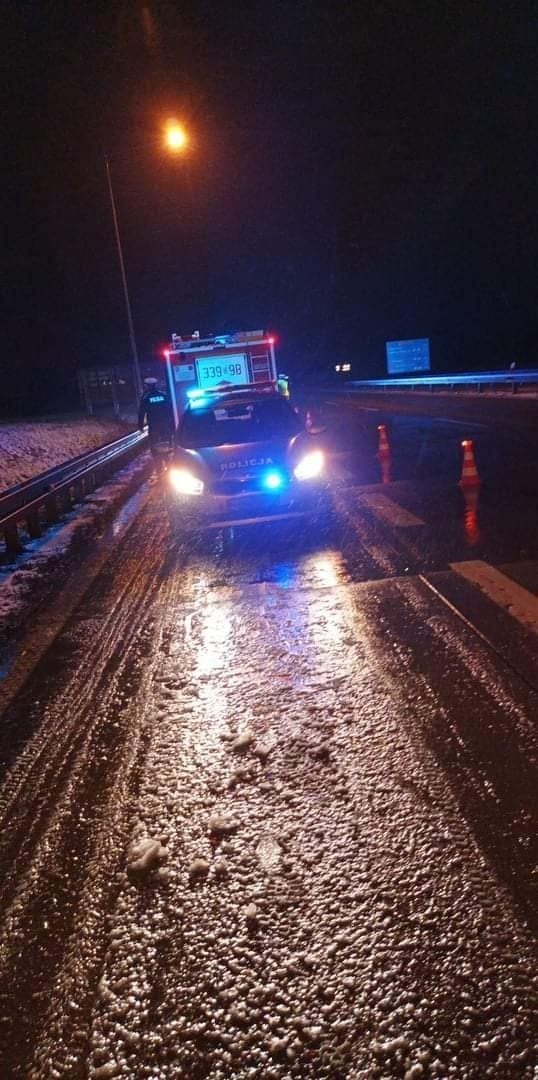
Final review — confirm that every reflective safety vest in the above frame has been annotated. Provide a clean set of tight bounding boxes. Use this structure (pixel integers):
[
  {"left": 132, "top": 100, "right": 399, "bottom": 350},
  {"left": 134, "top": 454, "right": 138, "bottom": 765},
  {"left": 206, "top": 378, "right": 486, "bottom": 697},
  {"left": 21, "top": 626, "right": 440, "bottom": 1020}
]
[{"left": 138, "top": 388, "right": 175, "bottom": 436}]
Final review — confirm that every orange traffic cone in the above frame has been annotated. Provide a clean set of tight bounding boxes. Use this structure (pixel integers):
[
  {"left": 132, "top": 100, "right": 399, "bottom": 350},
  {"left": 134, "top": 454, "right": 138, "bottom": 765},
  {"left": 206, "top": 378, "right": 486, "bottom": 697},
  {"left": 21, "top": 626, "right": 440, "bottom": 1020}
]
[
  {"left": 377, "top": 424, "right": 391, "bottom": 483},
  {"left": 459, "top": 439, "right": 481, "bottom": 489}
]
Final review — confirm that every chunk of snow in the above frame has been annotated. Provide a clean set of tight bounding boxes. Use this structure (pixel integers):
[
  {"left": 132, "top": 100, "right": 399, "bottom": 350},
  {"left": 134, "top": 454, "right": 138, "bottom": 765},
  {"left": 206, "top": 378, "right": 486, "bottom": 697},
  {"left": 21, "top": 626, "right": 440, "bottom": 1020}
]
[
  {"left": 310, "top": 742, "right": 331, "bottom": 760},
  {"left": 269, "top": 1037, "right": 288, "bottom": 1055},
  {"left": 91, "top": 1063, "right": 122, "bottom": 1080},
  {"left": 371, "top": 1036, "right": 409, "bottom": 1056},
  {"left": 253, "top": 740, "right": 275, "bottom": 761},
  {"left": 256, "top": 834, "right": 282, "bottom": 872},
  {"left": 127, "top": 837, "right": 168, "bottom": 875},
  {"left": 228, "top": 766, "right": 252, "bottom": 787},
  {"left": 209, "top": 815, "right": 240, "bottom": 836},
  {"left": 189, "top": 857, "right": 210, "bottom": 879},
  {"left": 245, "top": 903, "right": 258, "bottom": 922},
  {"left": 302, "top": 1026, "right": 323, "bottom": 1041},
  {"left": 231, "top": 731, "right": 254, "bottom": 752}
]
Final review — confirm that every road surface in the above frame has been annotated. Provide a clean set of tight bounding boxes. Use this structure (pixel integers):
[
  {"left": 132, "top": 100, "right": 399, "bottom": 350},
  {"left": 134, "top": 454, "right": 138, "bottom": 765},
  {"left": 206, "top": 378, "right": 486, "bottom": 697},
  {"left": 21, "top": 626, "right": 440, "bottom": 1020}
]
[{"left": 0, "top": 396, "right": 537, "bottom": 1079}]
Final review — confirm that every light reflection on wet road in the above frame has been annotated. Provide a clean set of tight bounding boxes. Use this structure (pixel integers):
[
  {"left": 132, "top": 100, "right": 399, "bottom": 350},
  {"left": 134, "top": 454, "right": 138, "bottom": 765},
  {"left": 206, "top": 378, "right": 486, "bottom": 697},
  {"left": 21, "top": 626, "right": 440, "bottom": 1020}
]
[{"left": 0, "top": 400, "right": 537, "bottom": 1078}]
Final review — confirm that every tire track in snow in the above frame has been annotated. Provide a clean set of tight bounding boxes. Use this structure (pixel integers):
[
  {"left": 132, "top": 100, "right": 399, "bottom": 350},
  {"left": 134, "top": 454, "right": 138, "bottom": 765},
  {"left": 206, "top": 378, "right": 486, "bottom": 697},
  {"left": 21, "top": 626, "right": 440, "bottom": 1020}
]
[{"left": 0, "top": 504, "right": 176, "bottom": 1076}]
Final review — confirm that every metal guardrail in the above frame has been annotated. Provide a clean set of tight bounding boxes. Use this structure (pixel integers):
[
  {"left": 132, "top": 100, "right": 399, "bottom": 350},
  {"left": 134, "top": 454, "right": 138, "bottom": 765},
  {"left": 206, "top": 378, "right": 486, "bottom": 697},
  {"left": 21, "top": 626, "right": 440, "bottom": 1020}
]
[
  {"left": 1, "top": 429, "right": 147, "bottom": 558},
  {"left": 338, "top": 369, "right": 538, "bottom": 393}
]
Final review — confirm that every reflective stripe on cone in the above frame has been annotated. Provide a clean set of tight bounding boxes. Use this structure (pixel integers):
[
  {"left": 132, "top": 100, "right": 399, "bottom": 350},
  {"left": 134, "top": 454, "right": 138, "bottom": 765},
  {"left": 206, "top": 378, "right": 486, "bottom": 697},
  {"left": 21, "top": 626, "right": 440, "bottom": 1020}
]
[{"left": 459, "top": 439, "right": 481, "bottom": 488}]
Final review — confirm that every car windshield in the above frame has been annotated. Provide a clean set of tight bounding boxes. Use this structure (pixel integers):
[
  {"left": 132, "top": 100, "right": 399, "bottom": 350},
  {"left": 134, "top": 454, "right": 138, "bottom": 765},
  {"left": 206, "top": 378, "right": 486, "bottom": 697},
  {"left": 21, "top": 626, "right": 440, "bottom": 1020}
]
[{"left": 179, "top": 397, "right": 302, "bottom": 449}]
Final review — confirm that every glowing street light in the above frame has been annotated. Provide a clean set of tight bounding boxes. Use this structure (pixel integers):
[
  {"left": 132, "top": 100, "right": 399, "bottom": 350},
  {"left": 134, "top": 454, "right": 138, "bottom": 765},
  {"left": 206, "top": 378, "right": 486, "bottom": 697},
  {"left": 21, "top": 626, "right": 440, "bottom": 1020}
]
[
  {"left": 164, "top": 119, "right": 188, "bottom": 153},
  {"left": 105, "top": 120, "right": 192, "bottom": 400}
]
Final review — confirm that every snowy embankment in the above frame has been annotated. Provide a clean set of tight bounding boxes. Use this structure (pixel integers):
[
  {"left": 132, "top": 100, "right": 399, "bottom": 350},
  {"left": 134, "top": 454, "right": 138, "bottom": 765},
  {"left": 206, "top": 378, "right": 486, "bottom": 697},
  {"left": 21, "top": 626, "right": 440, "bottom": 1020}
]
[
  {"left": 0, "top": 415, "right": 150, "bottom": 648},
  {"left": 0, "top": 415, "right": 133, "bottom": 490}
]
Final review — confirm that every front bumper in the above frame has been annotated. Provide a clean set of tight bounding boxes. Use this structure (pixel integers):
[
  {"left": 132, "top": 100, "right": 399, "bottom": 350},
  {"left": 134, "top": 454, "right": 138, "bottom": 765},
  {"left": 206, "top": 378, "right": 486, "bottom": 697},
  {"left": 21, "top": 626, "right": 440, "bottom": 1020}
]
[{"left": 167, "top": 483, "right": 328, "bottom": 529}]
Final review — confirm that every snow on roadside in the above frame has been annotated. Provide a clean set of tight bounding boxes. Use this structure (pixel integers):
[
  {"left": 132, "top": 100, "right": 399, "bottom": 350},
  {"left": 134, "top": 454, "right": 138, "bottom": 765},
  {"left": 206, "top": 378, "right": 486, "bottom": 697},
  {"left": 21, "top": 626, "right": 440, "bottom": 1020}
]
[
  {"left": 0, "top": 416, "right": 133, "bottom": 490},
  {"left": 0, "top": 453, "right": 151, "bottom": 649}
]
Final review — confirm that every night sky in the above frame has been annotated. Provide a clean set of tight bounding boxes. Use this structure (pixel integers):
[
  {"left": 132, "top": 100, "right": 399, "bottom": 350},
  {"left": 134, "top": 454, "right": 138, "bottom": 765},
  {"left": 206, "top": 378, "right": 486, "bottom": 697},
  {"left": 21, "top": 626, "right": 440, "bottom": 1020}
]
[{"left": 3, "top": 2, "right": 538, "bottom": 413}]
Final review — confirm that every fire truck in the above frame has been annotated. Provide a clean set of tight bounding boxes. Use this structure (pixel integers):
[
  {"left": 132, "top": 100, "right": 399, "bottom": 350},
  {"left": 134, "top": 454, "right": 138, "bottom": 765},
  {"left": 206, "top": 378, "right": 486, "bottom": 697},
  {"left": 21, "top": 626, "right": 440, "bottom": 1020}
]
[{"left": 164, "top": 330, "right": 278, "bottom": 426}]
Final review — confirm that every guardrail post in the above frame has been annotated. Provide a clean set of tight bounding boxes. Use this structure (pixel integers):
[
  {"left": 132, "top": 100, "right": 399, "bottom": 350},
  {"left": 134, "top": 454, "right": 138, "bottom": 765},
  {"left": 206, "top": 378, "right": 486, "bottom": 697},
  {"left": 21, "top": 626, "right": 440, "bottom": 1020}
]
[
  {"left": 4, "top": 524, "right": 24, "bottom": 557},
  {"left": 45, "top": 494, "right": 60, "bottom": 525},
  {"left": 26, "top": 511, "right": 42, "bottom": 540}
]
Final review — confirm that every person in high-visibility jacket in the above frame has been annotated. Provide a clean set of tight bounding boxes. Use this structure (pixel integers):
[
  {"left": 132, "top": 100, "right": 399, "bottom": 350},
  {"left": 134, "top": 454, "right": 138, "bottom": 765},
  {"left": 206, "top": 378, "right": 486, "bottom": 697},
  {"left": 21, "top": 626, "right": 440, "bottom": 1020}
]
[{"left": 277, "top": 373, "right": 290, "bottom": 399}]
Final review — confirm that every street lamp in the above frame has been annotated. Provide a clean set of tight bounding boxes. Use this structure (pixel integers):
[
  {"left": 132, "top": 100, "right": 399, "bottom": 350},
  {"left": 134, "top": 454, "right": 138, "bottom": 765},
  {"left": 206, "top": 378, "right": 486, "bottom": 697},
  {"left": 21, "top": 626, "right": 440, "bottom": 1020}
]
[
  {"left": 164, "top": 119, "right": 189, "bottom": 153},
  {"left": 105, "top": 121, "right": 190, "bottom": 401}
]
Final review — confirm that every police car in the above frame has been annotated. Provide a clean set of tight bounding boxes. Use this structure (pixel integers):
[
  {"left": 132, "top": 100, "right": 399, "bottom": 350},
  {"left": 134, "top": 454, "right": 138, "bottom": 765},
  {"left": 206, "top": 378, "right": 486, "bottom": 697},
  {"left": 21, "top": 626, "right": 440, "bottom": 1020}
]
[{"left": 167, "top": 387, "right": 326, "bottom": 530}]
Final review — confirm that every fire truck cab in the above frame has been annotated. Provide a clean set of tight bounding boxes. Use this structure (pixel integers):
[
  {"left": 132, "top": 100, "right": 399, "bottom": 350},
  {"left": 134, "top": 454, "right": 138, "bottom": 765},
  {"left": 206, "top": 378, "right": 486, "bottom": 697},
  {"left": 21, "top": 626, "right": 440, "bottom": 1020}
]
[{"left": 164, "top": 330, "right": 278, "bottom": 426}]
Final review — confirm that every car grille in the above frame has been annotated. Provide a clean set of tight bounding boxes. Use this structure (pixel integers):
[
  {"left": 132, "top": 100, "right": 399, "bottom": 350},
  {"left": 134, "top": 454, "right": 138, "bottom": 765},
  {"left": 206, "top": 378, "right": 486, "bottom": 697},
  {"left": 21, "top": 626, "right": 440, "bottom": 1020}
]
[{"left": 212, "top": 475, "right": 284, "bottom": 496}]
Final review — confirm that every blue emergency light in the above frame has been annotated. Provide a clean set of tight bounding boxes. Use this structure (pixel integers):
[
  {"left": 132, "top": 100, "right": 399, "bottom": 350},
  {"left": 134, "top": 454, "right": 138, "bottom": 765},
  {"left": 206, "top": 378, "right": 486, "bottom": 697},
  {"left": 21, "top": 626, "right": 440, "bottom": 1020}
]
[
  {"left": 187, "top": 388, "right": 209, "bottom": 408},
  {"left": 263, "top": 469, "right": 286, "bottom": 491}
]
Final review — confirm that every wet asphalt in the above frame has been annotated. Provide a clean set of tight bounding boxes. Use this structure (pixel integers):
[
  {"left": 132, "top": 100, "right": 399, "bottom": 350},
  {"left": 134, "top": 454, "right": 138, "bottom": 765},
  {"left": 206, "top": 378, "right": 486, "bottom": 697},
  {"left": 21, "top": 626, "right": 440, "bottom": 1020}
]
[{"left": 0, "top": 394, "right": 537, "bottom": 1079}]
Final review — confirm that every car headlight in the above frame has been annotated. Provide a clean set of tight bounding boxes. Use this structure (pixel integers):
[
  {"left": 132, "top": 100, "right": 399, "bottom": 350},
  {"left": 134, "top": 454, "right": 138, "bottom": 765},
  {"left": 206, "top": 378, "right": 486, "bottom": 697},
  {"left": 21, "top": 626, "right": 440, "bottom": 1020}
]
[
  {"left": 293, "top": 450, "right": 324, "bottom": 481},
  {"left": 169, "top": 467, "right": 204, "bottom": 496}
]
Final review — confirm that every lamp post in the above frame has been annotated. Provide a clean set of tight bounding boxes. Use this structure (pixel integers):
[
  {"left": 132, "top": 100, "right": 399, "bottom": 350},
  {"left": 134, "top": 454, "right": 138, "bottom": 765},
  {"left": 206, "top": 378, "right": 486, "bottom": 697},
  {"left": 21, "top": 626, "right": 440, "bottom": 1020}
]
[
  {"left": 105, "top": 119, "right": 190, "bottom": 402},
  {"left": 105, "top": 153, "right": 143, "bottom": 399}
]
